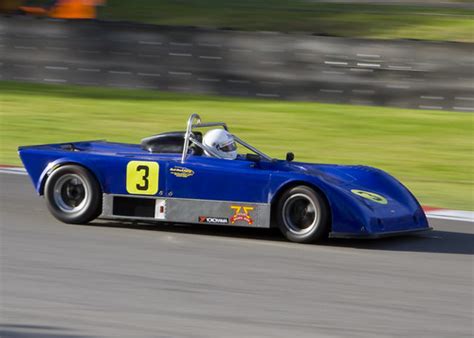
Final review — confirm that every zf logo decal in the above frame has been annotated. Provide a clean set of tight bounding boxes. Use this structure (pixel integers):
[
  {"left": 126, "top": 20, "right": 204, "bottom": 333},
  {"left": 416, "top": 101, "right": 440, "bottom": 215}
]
[
  {"left": 230, "top": 206, "right": 254, "bottom": 225},
  {"left": 126, "top": 161, "right": 159, "bottom": 195},
  {"left": 351, "top": 189, "right": 388, "bottom": 205},
  {"left": 199, "top": 216, "right": 228, "bottom": 224}
]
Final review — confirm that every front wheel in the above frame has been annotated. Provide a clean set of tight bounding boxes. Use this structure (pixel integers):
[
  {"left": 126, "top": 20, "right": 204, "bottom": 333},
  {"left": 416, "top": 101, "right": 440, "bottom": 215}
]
[
  {"left": 276, "top": 186, "right": 330, "bottom": 243},
  {"left": 44, "top": 165, "right": 102, "bottom": 224}
]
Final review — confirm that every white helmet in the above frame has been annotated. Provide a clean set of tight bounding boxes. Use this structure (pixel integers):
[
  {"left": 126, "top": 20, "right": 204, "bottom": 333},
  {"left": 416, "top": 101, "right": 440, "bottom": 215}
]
[{"left": 202, "top": 129, "right": 238, "bottom": 160}]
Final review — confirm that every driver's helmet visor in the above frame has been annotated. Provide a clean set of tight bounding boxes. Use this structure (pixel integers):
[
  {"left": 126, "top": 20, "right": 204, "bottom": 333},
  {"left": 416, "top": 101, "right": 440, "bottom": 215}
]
[{"left": 217, "top": 140, "right": 237, "bottom": 152}]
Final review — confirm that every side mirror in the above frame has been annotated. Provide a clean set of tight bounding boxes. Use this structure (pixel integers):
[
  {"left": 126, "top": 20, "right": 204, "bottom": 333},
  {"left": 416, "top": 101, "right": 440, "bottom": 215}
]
[{"left": 286, "top": 152, "right": 295, "bottom": 162}]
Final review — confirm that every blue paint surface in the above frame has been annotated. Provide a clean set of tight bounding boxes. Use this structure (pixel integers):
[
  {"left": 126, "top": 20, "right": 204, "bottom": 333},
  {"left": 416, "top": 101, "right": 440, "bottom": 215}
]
[{"left": 19, "top": 140, "right": 430, "bottom": 237}]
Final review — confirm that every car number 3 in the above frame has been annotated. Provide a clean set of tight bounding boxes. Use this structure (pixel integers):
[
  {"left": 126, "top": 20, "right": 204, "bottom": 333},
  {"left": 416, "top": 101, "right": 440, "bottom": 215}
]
[
  {"left": 126, "top": 161, "right": 159, "bottom": 195},
  {"left": 135, "top": 165, "right": 149, "bottom": 190}
]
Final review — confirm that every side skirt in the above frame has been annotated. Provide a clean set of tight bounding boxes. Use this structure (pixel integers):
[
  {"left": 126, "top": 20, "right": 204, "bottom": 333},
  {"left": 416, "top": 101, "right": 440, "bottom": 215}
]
[{"left": 100, "top": 194, "right": 272, "bottom": 228}]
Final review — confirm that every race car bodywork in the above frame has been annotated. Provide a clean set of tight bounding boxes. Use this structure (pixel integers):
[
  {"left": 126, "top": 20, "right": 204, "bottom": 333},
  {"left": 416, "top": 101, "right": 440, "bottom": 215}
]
[{"left": 19, "top": 114, "right": 431, "bottom": 243}]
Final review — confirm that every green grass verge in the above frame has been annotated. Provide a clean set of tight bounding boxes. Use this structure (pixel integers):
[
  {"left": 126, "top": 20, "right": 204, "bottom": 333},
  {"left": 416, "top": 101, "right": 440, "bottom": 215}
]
[
  {"left": 1, "top": 81, "right": 472, "bottom": 210},
  {"left": 98, "top": 0, "right": 474, "bottom": 42}
]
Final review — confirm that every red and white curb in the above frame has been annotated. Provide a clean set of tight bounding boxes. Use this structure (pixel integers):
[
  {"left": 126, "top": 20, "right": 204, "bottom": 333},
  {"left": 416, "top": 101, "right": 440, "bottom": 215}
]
[{"left": 1, "top": 165, "right": 472, "bottom": 223}]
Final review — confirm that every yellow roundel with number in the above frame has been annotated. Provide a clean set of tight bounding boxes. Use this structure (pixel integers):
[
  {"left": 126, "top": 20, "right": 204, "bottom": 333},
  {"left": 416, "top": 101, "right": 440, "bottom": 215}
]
[
  {"left": 126, "top": 161, "right": 159, "bottom": 195},
  {"left": 351, "top": 189, "right": 388, "bottom": 205}
]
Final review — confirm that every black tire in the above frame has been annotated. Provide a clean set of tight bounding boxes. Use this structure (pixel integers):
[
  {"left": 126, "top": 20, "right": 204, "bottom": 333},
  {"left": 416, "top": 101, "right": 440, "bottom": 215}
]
[
  {"left": 44, "top": 165, "right": 102, "bottom": 224},
  {"left": 276, "top": 186, "right": 330, "bottom": 243}
]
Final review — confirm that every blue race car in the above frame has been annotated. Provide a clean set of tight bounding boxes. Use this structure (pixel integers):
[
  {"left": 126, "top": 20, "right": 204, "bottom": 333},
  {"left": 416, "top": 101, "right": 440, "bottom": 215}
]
[{"left": 19, "top": 114, "right": 431, "bottom": 243}]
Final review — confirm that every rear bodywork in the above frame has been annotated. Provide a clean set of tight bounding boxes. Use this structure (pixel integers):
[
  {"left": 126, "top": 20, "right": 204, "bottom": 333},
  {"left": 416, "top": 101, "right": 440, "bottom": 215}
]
[{"left": 19, "top": 139, "right": 431, "bottom": 238}]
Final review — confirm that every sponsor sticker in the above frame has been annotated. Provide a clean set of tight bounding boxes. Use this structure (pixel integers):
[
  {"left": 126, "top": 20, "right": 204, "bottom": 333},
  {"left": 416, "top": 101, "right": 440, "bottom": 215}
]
[
  {"left": 199, "top": 216, "right": 229, "bottom": 224},
  {"left": 351, "top": 189, "right": 388, "bottom": 205},
  {"left": 230, "top": 206, "right": 254, "bottom": 225},
  {"left": 170, "top": 166, "right": 194, "bottom": 178}
]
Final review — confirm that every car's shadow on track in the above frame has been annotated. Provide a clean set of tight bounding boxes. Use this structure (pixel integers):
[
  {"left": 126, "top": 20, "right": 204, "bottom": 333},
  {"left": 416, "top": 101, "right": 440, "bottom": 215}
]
[
  {"left": 90, "top": 220, "right": 287, "bottom": 242},
  {"left": 329, "top": 230, "right": 474, "bottom": 255},
  {"left": 88, "top": 220, "right": 473, "bottom": 255},
  {"left": 0, "top": 324, "right": 96, "bottom": 338}
]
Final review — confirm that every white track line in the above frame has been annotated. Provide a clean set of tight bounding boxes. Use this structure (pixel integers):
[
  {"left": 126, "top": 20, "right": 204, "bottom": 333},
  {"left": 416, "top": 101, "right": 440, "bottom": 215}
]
[
  {"left": 427, "top": 215, "right": 473, "bottom": 222},
  {"left": 0, "top": 168, "right": 27, "bottom": 175},
  {"left": 426, "top": 210, "right": 473, "bottom": 223}
]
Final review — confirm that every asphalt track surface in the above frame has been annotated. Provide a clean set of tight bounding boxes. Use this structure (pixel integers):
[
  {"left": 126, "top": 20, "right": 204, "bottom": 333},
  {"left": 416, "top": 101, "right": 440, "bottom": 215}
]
[{"left": 1, "top": 173, "right": 473, "bottom": 337}]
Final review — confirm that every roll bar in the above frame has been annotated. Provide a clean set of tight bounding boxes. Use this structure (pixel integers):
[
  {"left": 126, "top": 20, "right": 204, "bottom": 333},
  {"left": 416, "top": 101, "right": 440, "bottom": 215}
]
[{"left": 181, "top": 113, "right": 272, "bottom": 162}]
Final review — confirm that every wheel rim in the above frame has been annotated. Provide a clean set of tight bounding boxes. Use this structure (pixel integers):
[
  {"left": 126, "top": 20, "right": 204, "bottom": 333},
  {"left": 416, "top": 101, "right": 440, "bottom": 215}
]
[
  {"left": 282, "top": 193, "right": 320, "bottom": 235},
  {"left": 53, "top": 174, "right": 89, "bottom": 213}
]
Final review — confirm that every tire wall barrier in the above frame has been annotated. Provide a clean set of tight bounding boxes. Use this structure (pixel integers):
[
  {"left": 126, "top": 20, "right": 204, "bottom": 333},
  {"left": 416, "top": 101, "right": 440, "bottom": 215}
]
[{"left": 1, "top": 16, "right": 473, "bottom": 111}]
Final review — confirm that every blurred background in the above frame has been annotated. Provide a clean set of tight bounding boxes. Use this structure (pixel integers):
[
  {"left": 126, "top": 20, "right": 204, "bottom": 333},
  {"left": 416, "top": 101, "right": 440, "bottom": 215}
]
[{"left": 0, "top": 0, "right": 472, "bottom": 209}]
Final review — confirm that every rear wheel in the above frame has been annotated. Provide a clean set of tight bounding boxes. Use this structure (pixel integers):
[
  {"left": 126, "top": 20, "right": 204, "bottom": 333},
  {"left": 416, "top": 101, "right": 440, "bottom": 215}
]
[
  {"left": 44, "top": 165, "right": 102, "bottom": 224},
  {"left": 276, "top": 186, "right": 329, "bottom": 243}
]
